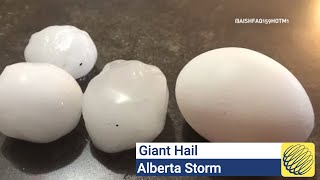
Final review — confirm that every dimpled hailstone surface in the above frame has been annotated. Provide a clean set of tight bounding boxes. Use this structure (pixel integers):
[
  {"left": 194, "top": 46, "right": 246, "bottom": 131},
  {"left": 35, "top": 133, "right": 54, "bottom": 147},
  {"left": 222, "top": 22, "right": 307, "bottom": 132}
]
[
  {"left": 24, "top": 25, "right": 97, "bottom": 79},
  {"left": 0, "top": 63, "right": 83, "bottom": 143},
  {"left": 83, "top": 60, "right": 169, "bottom": 153},
  {"left": 176, "top": 47, "right": 314, "bottom": 142}
]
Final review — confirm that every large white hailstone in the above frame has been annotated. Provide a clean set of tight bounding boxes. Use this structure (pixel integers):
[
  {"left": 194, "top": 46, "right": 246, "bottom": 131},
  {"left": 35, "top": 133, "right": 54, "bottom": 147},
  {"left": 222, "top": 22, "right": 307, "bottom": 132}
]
[
  {"left": 0, "top": 63, "right": 83, "bottom": 143},
  {"left": 176, "top": 47, "right": 314, "bottom": 142},
  {"left": 24, "top": 25, "right": 97, "bottom": 79},
  {"left": 83, "top": 60, "right": 169, "bottom": 153}
]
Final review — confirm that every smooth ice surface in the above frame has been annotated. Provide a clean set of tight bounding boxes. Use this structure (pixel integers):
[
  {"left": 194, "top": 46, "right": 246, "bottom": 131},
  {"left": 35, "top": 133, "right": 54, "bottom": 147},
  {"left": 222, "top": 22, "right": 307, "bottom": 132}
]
[
  {"left": 0, "top": 63, "right": 83, "bottom": 143},
  {"left": 83, "top": 60, "right": 169, "bottom": 153},
  {"left": 24, "top": 25, "right": 97, "bottom": 79},
  {"left": 176, "top": 47, "right": 314, "bottom": 142}
]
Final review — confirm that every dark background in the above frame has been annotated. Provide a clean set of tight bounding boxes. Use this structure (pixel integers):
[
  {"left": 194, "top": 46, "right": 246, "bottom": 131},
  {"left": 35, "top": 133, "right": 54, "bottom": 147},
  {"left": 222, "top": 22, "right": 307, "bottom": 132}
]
[{"left": 0, "top": 0, "right": 319, "bottom": 179}]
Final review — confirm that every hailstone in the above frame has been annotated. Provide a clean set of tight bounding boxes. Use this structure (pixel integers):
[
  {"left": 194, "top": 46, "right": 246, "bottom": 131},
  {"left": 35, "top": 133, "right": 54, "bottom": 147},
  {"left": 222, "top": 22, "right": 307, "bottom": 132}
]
[
  {"left": 0, "top": 63, "right": 83, "bottom": 143},
  {"left": 176, "top": 47, "right": 314, "bottom": 142},
  {"left": 83, "top": 60, "right": 169, "bottom": 153},
  {"left": 24, "top": 25, "right": 97, "bottom": 79}
]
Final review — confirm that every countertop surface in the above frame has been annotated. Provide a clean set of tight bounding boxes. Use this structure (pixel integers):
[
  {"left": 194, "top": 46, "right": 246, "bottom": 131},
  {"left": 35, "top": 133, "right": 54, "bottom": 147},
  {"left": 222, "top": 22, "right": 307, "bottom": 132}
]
[{"left": 0, "top": 0, "right": 319, "bottom": 179}]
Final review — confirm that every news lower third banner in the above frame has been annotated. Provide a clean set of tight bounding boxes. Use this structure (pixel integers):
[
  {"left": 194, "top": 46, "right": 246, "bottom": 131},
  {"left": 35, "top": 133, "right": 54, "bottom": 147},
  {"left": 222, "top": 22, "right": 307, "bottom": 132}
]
[{"left": 135, "top": 143, "right": 315, "bottom": 177}]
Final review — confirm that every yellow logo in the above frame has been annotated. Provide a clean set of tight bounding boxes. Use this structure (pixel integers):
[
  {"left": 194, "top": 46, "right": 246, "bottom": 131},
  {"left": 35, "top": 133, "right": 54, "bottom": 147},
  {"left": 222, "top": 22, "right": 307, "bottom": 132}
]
[{"left": 281, "top": 143, "right": 315, "bottom": 177}]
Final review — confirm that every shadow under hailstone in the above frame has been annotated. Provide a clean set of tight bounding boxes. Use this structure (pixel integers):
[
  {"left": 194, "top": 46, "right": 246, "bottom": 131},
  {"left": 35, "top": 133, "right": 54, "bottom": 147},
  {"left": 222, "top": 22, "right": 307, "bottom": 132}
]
[
  {"left": 91, "top": 144, "right": 136, "bottom": 175},
  {"left": 153, "top": 114, "right": 176, "bottom": 142},
  {"left": 1, "top": 118, "right": 88, "bottom": 174},
  {"left": 182, "top": 120, "right": 208, "bottom": 142},
  {"left": 90, "top": 114, "right": 175, "bottom": 175},
  {"left": 77, "top": 66, "right": 100, "bottom": 92}
]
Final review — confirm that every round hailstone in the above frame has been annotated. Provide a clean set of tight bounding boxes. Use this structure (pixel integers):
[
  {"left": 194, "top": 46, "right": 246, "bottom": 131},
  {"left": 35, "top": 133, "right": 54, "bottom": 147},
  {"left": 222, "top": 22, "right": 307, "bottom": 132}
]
[
  {"left": 24, "top": 25, "right": 97, "bottom": 79},
  {"left": 0, "top": 63, "right": 83, "bottom": 143},
  {"left": 83, "top": 60, "right": 169, "bottom": 153},
  {"left": 176, "top": 47, "right": 314, "bottom": 142}
]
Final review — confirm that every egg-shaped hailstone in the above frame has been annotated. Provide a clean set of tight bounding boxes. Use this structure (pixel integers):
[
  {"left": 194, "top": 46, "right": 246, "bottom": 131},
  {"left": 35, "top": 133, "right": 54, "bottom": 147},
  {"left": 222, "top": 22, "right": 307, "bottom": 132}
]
[
  {"left": 176, "top": 47, "right": 314, "bottom": 142},
  {"left": 83, "top": 60, "right": 169, "bottom": 153},
  {"left": 0, "top": 63, "right": 83, "bottom": 143}
]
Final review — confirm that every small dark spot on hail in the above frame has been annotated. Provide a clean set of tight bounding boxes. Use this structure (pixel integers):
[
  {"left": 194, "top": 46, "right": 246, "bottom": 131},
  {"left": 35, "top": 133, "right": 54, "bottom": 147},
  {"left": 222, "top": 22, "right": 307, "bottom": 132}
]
[
  {"left": 116, "top": 124, "right": 119, "bottom": 127},
  {"left": 80, "top": 63, "right": 83, "bottom": 66}
]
